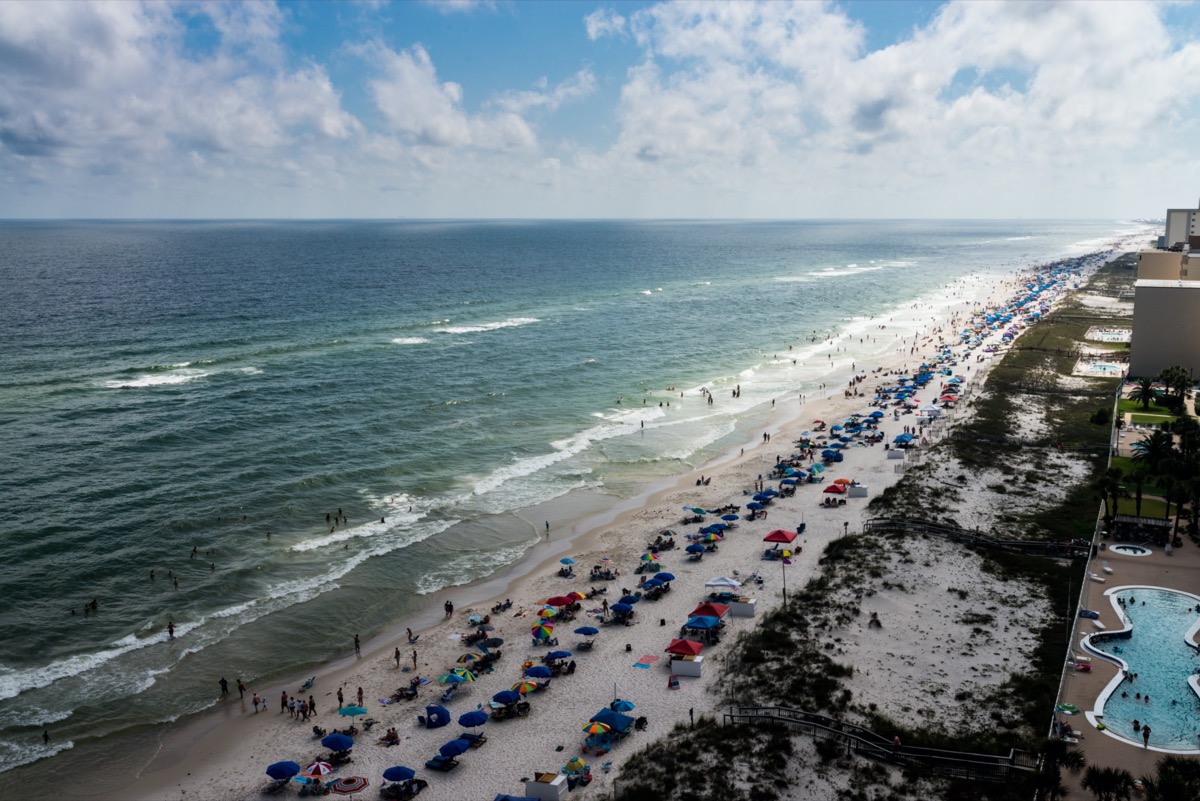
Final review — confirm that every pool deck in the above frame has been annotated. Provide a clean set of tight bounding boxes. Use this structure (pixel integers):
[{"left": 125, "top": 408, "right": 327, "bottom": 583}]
[{"left": 1059, "top": 541, "right": 1200, "bottom": 796}]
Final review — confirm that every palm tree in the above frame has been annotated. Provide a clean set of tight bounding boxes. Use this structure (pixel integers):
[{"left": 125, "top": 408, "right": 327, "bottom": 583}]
[
  {"left": 1081, "top": 765, "right": 1135, "bottom": 801},
  {"left": 1170, "top": 417, "right": 1200, "bottom": 462},
  {"left": 1159, "top": 365, "right": 1192, "bottom": 410},
  {"left": 1095, "top": 467, "right": 1124, "bottom": 530},
  {"left": 1140, "top": 754, "right": 1200, "bottom": 800},
  {"left": 1128, "top": 376, "right": 1159, "bottom": 411},
  {"left": 1132, "top": 430, "right": 1176, "bottom": 475},
  {"left": 1129, "top": 467, "right": 1149, "bottom": 518},
  {"left": 1039, "top": 739, "right": 1087, "bottom": 801}
]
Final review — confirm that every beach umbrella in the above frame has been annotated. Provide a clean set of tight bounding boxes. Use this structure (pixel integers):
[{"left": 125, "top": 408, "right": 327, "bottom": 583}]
[
  {"left": 690, "top": 602, "right": 730, "bottom": 618},
  {"left": 456, "top": 653, "right": 480, "bottom": 663},
  {"left": 778, "top": 479, "right": 797, "bottom": 485},
  {"left": 537, "top": 607, "right": 557, "bottom": 618},
  {"left": 450, "top": 667, "right": 476, "bottom": 682},
  {"left": 745, "top": 502, "right": 763, "bottom": 510},
  {"left": 581, "top": 721, "right": 612, "bottom": 735},
  {"left": 546, "top": 595, "right": 575, "bottom": 607},
  {"left": 569, "top": 591, "right": 587, "bottom": 600},
  {"left": 701, "top": 533, "right": 722, "bottom": 543},
  {"left": 437, "top": 672, "right": 465, "bottom": 685},
  {"left": 266, "top": 761, "right": 302, "bottom": 781},
  {"left": 721, "top": 513, "right": 740, "bottom": 521},
  {"left": 382, "top": 766, "right": 416, "bottom": 783},
  {"left": 660, "top": 529, "right": 678, "bottom": 537},
  {"left": 618, "top": 594, "right": 641, "bottom": 605},
  {"left": 546, "top": 650, "right": 572, "bottom": 660},
  {"left": 525, "top": 665, "right": 553, "bottom": 679},
  {"left": 512, "top": 680, "right": 539, "bottom": 695},
  {"left": 656, "top": 572, "right": 676, "bottom": 582},
  {"left": 665, "top": 639, "right": 704, "bottom": 656},
  {"left": 833, "top": 478, "right": 851, "bottom": 485},
  {"left": 643, "top": 578, "right": 664, "bottom": 589},
  {"left": 611, "top": 699, "right": 636, "bottom": 713},
  {"left": 574, "top": 626, "right": 599, "bottom": 636},
  {"left": 492, "top": 690, "right": 521, "bottom": 705},
  {"left": 458, "top": 710, "right": 489, "bottom": 728},
  {"left": 763, "top": 530, "right": 796, "bottom": 544},
  {"left": 560, "top": 557, "right": 575, "bottom": 565},
  {"left": 564, "top": 757, "right": 589, "bottom": 773},
  {"left": 869, "top": 411, "right": 884, "bottom": 418},
  {"left": 329, "top": 777, "right": 370, "bottom": 796},
  {"left": 482, "top": 637, "right": 504, "bottom": 648},
  {"left": 439, "top": 739, "right": 471, "bottom": 758},
  {"left": 532, "top": 623, "right": 554, "bottom": 639},
  {"left": 752, "top": 493, "right": 771, "bottom": 502},
  {"left": 322, "top": 732, "right": 356, "bottom": 752},
  {"left": 640, "top": 552, "right": 659, "bottom": 562},
  {"left": 304, "top": 761, "right": 335, "bottom": 777},
  {"left": 610, "top": 602, "right": 633, "bottom": 614},
  {"left": 685, "top": 544, "right": 705, "bottom": 554},
  {"left": 689, "top": 507, "right": 707, "bottom": 515},
  {"left": 338, "top": 705, "right": 368, "bottom": 720}
]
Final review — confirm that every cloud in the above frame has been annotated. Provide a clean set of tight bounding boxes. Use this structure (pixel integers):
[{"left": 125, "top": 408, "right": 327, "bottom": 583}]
[
  {"left": 584, "top": 8, "right": 626, "bottom": 40},
  {"left": 493, "top": 68, "right": 597, "bottom": 115},
  {"left": 422, "top": 0, "right": 496, "bottom": 15}
]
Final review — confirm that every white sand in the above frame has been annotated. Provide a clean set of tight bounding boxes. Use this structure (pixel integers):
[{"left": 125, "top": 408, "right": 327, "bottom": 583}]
[{"left": 112, "top": 235, "right": 1149, "bottom": 801}]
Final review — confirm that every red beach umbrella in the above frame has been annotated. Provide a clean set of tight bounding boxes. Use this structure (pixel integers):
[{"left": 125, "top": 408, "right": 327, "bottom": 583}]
[
  {"left": 546, "top": 596, "right": 575, "bottom": 607},
  {"left": 665, "top": 639, "right": 704, "bottom": 656}
]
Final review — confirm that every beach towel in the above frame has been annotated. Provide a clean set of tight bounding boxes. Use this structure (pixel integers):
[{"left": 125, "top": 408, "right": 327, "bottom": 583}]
[{"left": 633, "top": 655, "right": 658, "bottom": 669}]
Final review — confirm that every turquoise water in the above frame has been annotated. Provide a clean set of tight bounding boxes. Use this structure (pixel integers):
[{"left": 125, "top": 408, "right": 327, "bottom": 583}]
[
  {"left": 0, "top": 219, "right": 1144, "bottom": 782},
  {"left": 1091, "top": 588, "right": 1200, "bottom": 749}
]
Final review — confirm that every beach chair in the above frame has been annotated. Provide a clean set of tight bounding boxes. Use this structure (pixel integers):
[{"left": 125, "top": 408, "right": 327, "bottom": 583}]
[
  {"left": 424, "top": 754, "right": 459, "bottom": 772},
  {"left": 458, "top": 731, "right": 488, "bottom": 748},
  {"left": 1101, "top": 560, "right": 1113, "bottom": 574}
]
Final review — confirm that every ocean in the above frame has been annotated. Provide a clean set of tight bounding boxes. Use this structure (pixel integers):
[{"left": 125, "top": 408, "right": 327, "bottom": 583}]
[{"left": 0, "top": 219, "right": 1146, "bottom": 783}]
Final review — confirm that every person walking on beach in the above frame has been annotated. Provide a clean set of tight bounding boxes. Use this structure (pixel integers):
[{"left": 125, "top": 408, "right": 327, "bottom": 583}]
[
  {"left": 251, "top": 692, "right": 261, "bottom": 712},
  {"left": 356, "top": 686, "right": 364, "bottom": 707},
  {"left": 444, "top": 600, "right": 454, "bottom": 619},
  {"left": 281, "top": 690, "right": 288, "bottom": 713},
  {"left": 337, "top": 688, "right": 344, "bottom": 708},
  {"left": 412, "top": 650, "right": 418, "bottom": 669},
  {"left": 236, "top": 678, "right": 246, "bottom": 699},
  {"left": 394, "top": 647, "right": 400, "bottom": 668},
  {"left": 309, "top": 695, "right": 316, "bottom": 715},
  {"left": 354, "top": 633, "right": 361, "bottom": 658}
]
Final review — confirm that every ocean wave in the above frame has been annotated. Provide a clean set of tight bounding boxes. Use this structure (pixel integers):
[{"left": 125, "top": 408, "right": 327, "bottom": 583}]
[
  {"left": 436, "top": 317, "right": 539, "bottom": 335},
  {"left": 291, "top": 506, "right": 424, "bottom": 552},
  {"left": 808, "top": 266, "right": 885, "bottom": 278},
  {"left": 0, "top": 738, "right": 74, "bottom": 773},
  {"left": 103, "top": 370, "right": 212, "bottom": 389},
  {"left": 390, "top": 337, "right": 430, "bottom": 345},
  {"left": 415, "top": 543, "right": 531, "bottom": 595},
  {"left": 639, "top": 290, "right": 653, "bottom": 295}
]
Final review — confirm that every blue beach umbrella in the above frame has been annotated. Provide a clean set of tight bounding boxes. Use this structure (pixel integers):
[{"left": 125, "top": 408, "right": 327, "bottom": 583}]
[
  {"left": 685, "top": 544, "right": 706, "bottom": 554},
  {"left": 338, "top": 705, "right": 368, "bottom": 719},
  {"left": 382, "top": 766, "right": 416, "bottom": 783},
  {"left": 655, "top": 572, "right": 676, "bottom": 582},
  {"left": 611, "top": 699, "right": 636, "bottom": 712},
  {"left": 493, "top": 690, "right": 521, "bottom": 705},
  {"left": 525, "top": 665, "right": 553, "bottom": 679},
  {"left": 642, "top": 578, "right": 664, "bottom": 589},
  {"left": 619, "top": 595, "right": 641, "bottom": 605},
  {"left": 574, "top": 626, "right": 599, "bottom": 636},
  {"left": 546, "top": 650, "right": 573, "bottom": 660},
  {"left": 721, "top": 514, "right": 740, "bottom": 521},
  {"left": 458, "top": 710, "right": 489, "bottom": 728},
  {"left": 322, "top": 733, "right": 355, "bottom": 752},
  {"left": 745, "top": 502, "right": 763, "bottom": 510},
  {"left": 779, "top": 479, "right": 797, "bottom": 485},
  {"left": 267, "top": 761, "right": 302, "bottom": 781},
  {"left": 440, "top": 739, "right": 471, "bottom": 758},
  {"left": 610, "top": 602, "right": 633, "bottom": 614},
  {"left": 560, "top": 557, "right": 575, "bottom": 565}
]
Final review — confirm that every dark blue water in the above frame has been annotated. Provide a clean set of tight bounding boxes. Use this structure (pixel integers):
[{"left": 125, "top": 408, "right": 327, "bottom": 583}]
[{"left": 0, "top": 218, "right": 1144, "bottom": 775}]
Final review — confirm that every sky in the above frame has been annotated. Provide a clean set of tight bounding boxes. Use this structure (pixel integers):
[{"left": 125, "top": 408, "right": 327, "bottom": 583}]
[{"left": 2, "top": 0, "right": 1200, "bottom": 219}]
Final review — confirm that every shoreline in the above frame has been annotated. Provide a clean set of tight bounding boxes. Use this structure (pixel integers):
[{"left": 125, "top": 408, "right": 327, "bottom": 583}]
[{"left": 32, "top": 234, "right": 1136, "bottom": 801}]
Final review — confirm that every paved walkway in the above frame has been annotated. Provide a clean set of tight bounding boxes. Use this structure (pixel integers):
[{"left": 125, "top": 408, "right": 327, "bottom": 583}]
[{"left": 1058, "top": 541, "right": 1200, "bottom": 797}]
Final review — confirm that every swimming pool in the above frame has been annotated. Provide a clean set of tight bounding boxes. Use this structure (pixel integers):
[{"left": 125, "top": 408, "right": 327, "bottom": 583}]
[
  {"left": 1110, "top": 544, "right": 1151, "bottom": 557},
  {"left": 1082, "top": 587, "right": 1200, "bottom": 751}
]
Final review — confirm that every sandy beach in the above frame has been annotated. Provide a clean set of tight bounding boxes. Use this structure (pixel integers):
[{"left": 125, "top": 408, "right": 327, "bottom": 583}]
[{"left": 104, "top": 237, "right": 1146, "bottom": 801}]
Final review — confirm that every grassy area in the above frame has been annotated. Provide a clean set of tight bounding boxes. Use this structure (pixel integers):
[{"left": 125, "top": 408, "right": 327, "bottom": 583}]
[
  {"left": 1114, "top": 496, "right": 1169, "bottom": 519},
  {"left": 1118, "top": 398, "right": 1175, "bottom": 416},
  {"left": 1109, "top": 456, "right": 1169, "bottom": 497}
]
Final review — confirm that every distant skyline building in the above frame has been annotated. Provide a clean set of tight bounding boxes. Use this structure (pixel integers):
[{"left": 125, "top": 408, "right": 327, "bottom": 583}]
[{"left": 1161, "top": 200, "right": 1200, "bottom": 249}]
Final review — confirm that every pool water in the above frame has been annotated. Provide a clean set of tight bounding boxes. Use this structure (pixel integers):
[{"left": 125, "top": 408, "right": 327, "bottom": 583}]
[
  {"left": 1086, "top": 588, "right": 1200, "bottom": 750},
  {"left": 1111, "top": 545, "right": 1151, "bottom": 556}
]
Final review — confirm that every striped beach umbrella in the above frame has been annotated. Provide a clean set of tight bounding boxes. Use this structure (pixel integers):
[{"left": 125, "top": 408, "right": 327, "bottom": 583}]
[
  {"left": 640, "top": 552, "right": 659, "bottom": 562},
  {"left": 581, "top": 721, "right": 611, "bottom": 735},
  {"left": 532, "top": 623, "right": 554, "bottom": 639},
  {"left": 456, "top": 653, "right": 480, "bottom": 663},
  {"left": 512, "top": 680, "right": 539, "bottom": 695}
]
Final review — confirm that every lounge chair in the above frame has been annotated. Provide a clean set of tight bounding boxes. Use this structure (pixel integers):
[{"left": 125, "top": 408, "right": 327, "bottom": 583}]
[
  {"left": 424, "top": 754, "right": 459, "bottom": 772},
  {"left": 458, "top": 731, "right": 488, "bottom": 748},
  {"left": 1101, "top": 560, "right": 1113, "bottom": 574}
]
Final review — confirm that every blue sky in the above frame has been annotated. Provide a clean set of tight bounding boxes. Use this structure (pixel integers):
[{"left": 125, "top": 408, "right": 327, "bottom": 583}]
[{"left": 2, "top": 0, "right": 1199, "bottom": 218}]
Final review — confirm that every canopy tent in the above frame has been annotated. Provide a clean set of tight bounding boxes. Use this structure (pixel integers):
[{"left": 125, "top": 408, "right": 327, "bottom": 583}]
[{"left": 665, "top": 638, "right": 704, "bottom": 656}]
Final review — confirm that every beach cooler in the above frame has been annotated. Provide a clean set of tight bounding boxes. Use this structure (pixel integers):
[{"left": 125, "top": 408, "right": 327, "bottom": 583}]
[
  {"left": 729, "top": 598, "right": 756, "bottom": 618},
  {"left": 671, "top": 654, "right": 703, "bottom": 677},
  {"left": 524, "top": 772, "right": 567, "bottom": 801},
  {"left": 848, "top": 485, "right": 868, "bottom": 498},
  {"left": 887, "top": 449, "right": 906, "bottom": 460}
]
